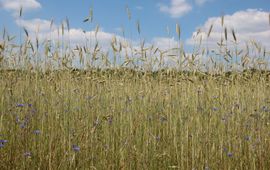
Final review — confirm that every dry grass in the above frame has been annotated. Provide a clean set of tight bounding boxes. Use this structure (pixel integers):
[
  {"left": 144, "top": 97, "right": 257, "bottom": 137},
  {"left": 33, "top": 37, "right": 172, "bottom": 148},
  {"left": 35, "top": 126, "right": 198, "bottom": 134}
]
[{"left": 0, "top": 7, "right": 270, "bottom": 170}]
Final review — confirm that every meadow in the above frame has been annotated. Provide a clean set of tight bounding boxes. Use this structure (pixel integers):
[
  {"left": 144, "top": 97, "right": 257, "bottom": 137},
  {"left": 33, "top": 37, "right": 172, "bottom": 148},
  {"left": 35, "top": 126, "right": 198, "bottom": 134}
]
[{"left": 0, "top": 8, "right": 270, "bottom": 170}]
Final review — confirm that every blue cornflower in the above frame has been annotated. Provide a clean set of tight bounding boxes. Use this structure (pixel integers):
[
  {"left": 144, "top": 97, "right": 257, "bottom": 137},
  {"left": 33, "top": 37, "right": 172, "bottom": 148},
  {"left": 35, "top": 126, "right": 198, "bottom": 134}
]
[
  {"left": 16, "top": 104, "right": 25, "bottom": 107},
  {"left": 261, "top": 106, "right": 269, "bottom": 112},
  {"left": 0, "top": 139, "right": 8, "bottom": 148},
  {"left": 212, "top": 107, "right": 219, "bottom": 111},
  {"left": 33, "top": 130, "right": 41, "bottom": 135},
  {"left": 72, "top": 144, "right": 80, "bottom": 152},
  {"left": 227, "top": 152, "right": 233, "bottom": 158},
  {"left": 20, "top": 122, "right": 26, "bottom": 129},
  {"left": 0, "top": 139, "right": 8, "bottom": 143}
]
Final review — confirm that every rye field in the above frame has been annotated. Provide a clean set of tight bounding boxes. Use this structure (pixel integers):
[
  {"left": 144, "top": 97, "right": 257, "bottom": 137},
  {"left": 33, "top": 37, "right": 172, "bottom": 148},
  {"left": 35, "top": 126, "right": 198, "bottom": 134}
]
[{"left": 0, "top": 8, "right": 270, "bottom": 170}]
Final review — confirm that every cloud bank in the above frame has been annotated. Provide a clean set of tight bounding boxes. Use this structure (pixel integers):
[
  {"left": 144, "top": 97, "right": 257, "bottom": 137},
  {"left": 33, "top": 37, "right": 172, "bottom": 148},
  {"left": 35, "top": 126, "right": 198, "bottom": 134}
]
[
  {"left": 186, "top": 9, "right": 270, "bottom": 49},
  {"left": 0, "top": 0, "right": 41, "bottom": 15}
]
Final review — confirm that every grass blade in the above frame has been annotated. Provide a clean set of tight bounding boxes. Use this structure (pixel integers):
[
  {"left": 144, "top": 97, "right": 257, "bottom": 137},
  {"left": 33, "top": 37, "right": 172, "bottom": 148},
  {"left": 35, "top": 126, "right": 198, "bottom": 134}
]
[
  {"left": 176, "top": 23, "right": 181, "bottom": 40},
  {"left": 207, "top": 24, "right": 213, "bottom": 38}
]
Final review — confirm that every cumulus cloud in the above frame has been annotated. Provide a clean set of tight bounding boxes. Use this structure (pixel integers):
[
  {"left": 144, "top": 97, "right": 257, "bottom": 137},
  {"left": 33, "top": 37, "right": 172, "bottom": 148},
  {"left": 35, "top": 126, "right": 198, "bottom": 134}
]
[
  {"left": 195, "top": 0, "right": 210, "bottom": 6},
  {"left": 0, "top": 0, "right": 41, "bottom": 14},
  {"left": 16, "top": 18, "right": 183, "bottom": 54},
  {"left": 15, "top": 18, "right": 187, "bottom": 69},
  {"left": 159, "top": 0, "right": 192, "bottom": 18},
  {"left": 16, "top": 18, "right": 126, "bottom": 50},
  {"left": 16, "top": 18, "right": 53, "bottom": 33},
  {"left": 152, "top": 37, "right": 178, "bottom": 50},
  {"left": 186, "top": 9, "right": 270, "bottom": 50}
]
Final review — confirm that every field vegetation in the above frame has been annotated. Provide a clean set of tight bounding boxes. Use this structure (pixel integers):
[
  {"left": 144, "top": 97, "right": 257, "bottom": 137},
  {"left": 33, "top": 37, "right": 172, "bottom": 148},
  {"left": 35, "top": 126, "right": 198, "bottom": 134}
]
[{"left": 0, "top": 7, "right": 270, "bottom": 170}]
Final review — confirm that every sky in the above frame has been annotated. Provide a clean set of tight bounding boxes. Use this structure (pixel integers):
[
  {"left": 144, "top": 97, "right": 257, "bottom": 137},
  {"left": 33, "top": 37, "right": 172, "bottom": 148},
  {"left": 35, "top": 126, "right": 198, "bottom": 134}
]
[{"left": 0, "top": 0, "right": 269, "bottom": 52}]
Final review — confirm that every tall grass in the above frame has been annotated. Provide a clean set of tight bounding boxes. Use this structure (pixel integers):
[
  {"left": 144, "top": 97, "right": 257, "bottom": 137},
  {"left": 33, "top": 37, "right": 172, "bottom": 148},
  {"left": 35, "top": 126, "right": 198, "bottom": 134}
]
[{"left": 0, "top": 7, "right": 270, "bottom": 170}]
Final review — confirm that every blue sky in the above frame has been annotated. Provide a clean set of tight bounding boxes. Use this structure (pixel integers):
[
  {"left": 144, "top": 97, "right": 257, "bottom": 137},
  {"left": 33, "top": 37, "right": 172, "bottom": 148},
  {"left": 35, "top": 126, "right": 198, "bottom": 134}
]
[{"left": 0, "top": 0, "right": 269, "bottom": 51}]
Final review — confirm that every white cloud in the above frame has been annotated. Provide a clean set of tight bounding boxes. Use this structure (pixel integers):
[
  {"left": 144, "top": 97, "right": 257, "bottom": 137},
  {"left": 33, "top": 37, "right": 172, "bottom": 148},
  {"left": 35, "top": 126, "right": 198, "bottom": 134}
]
[
  {"left": 15, "top": 18, "right": 131, "bottom": 52},
  {"left": 186, "top": 9, "right": 270, "bottom": 50},
  {"left": 159, "top": 0, "right": 192, "bottom": 18},
  {"left": 15, "top": 19, "right": 189, "bottom": 69},
  {"left": 195, "top": 0, "right": 210, "bottom": 6},
  {"left": 0, "top": 0, "right": 41, "bottom": 14},
  {"left": 152, "top": 37, "right": 178, "bottom": 50},
  {"left": 15, "top": 19, "right": 181, "bottom": 58},
  {"left": 16, "top": 18, "right": 53, "bottom": 33}
]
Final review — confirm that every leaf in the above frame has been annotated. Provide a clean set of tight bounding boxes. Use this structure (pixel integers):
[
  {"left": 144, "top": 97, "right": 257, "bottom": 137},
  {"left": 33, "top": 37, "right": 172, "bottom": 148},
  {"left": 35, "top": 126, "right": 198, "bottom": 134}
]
[
  {"left": 61, "top": 22, "right": 64, "bottom": 35},
  {"left": 83, "top": 17, "right": 89, "bottom": 23},
  {"left": 23, "top": 27, "right": 29, "bottom": 37},
  {"left": 95, "top": 24, "right": 99, "bottom": 38},
  {"left": 50, "top": 19, "right": 54, "bottom": 30},
  {"left": 136, "top": 20, "right": 141, "bottom": 34},
  {"left": 224, "top": 27, "right": 227, "bottom": 41},
  {"left": 176, "top": 23, "right": 181, "bottom": 40},
  {"left": 207, "top": 24, "right": 213, "bottom": 38},
  {"left": 231, "top": 29, "right": 237, "bottom": 42},
  {"left": 66, "top": 17, "right": 70, "bottom": 32},
  {"left": 221, "top": 15, "right": 224, "bottom": 27},
  {"left": 19, "top": 6, "right": 23, "bottom": 17}
]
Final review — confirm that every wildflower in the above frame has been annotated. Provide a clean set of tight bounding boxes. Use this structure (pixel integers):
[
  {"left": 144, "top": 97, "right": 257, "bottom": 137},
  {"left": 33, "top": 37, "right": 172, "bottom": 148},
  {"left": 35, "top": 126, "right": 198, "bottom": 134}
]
[
  {"left": 72, "top": 144, "right": 80, "bottom": 152},
  {"left": 33, "top": 130, "right": 41, "bottom": 135},
  {"left": 108, "top": 116, "right": 113, "bottom": 125},
  {"left": 20, "top": 122, "right": 26, "bottom": 129},
  {"left": 24, "top": 152, "right": 32, "bottom": 158},
  {"left": 0, "top": 139, "right": 8, "bottom": 144},
  {"left": 212, "top": 107, "right": 218, "bottom": 111},
  {"left": 227, "top": 152, "right": 233, "bottom": 158},
  {"left": 16, "top": 104, "right": 25, "bottom": 107},
  {"left": 261, "top": 106, "right": 269, "bottom": 112},
  {"left": 0, "top": 140, "right": 8, "bottom": 148}
]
